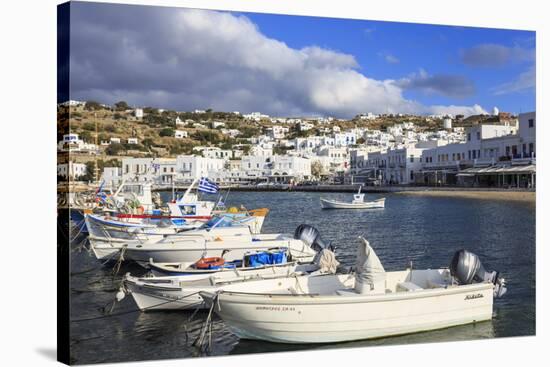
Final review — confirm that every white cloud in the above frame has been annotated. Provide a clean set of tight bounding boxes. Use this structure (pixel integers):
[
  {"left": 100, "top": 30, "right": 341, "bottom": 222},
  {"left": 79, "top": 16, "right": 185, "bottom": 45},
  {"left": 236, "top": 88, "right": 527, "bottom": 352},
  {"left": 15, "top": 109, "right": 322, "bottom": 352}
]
[
  {"left": 70, "top": 5, "right": 486, "bottom": 118},
  {"left": 492, "top": 66, "right": 535, "bottom": 95},
  {"left": 385, "top": 54, "right": 400, "bottom": 64}
]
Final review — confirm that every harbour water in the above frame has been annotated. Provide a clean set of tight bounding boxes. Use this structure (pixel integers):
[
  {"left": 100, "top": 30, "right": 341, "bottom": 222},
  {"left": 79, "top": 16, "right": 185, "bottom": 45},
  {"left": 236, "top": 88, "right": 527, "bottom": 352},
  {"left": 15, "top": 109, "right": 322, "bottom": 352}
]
[{"left": 69, "top": 191, "right": 535, "bottom": 364}]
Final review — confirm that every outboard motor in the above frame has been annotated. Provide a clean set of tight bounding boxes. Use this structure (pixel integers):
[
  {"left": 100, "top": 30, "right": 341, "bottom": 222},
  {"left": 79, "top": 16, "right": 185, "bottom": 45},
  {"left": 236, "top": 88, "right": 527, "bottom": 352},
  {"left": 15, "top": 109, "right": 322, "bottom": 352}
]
[
  {"left": 294, "top": 224, "right": 333, "bottom": 252},
  {"left": 450, "top": 249, "right": 507, "bottom": 298}
]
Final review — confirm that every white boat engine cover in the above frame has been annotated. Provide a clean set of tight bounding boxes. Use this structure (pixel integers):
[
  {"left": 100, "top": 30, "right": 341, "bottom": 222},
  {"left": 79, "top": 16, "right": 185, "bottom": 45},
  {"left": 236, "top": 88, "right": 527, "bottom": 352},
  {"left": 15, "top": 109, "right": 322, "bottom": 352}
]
[
  {"left": 294, "top": 224, "right": 332, "bottom": 252},
  {"left": 450, "top": 249, "right": 507, "bottom": 298},
  {"left": 354, "top": 237, "right": 386, "bottom": 294}
]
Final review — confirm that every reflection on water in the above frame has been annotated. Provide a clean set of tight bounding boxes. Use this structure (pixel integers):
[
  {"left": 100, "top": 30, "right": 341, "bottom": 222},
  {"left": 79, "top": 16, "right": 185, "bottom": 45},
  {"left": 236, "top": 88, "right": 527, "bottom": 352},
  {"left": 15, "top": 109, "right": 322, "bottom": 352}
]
[{"left": 69, "top": 192, "right": 535, "bottom": 364}]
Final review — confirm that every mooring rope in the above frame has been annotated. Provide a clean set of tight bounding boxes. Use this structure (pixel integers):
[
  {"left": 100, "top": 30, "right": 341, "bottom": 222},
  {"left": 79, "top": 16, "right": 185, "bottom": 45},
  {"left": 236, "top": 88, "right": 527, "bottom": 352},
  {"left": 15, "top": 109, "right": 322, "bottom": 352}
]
[
  {"left": 71, "top": 290, "right": 203, "bottom": 323},
  {"left": 193, "top": 293, "right": 219, "bottom": 354}
]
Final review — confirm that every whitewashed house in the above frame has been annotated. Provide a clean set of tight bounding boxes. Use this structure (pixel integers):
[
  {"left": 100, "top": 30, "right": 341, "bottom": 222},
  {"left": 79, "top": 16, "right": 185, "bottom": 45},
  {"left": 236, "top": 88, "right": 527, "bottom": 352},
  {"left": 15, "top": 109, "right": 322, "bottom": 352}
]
[
  {"left": 174, "top": 130, "right": 188, "bottom": 139},
  {"left": 176, "top": 155, "right": 225, "bottom": 182},
  {"left": 57, "top": 162, "right": 87, "bottom": 179}
]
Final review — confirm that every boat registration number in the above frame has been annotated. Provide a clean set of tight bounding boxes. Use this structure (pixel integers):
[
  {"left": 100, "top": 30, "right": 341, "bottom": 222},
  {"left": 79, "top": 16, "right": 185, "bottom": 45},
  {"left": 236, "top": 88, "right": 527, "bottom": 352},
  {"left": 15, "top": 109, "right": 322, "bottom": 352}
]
[{"left": 255, "top": 306, "right": 296, "bottom": 312}]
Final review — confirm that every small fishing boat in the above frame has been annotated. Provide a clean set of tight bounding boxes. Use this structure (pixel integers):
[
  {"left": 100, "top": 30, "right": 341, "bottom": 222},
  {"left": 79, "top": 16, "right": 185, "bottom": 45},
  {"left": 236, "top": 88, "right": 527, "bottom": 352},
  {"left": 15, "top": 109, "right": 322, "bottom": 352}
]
[
  {"left": 201, "top": 238, "right": 506, "bottom": 344},
  {"left": 119, "top": 245, "right": 339, "bottom": 311},
  {"left": 320, "top": 187, "right": 385, "bottom": 209},
  {"left": 85, "top": 208, "right": 268, "bottom": 241}
]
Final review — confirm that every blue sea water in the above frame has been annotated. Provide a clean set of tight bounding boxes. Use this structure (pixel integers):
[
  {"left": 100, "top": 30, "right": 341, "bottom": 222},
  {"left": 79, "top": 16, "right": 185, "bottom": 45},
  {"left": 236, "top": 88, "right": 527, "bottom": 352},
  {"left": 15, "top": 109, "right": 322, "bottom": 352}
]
[{"left": 69, "top": 191, "right": 535, "bottom": 364}]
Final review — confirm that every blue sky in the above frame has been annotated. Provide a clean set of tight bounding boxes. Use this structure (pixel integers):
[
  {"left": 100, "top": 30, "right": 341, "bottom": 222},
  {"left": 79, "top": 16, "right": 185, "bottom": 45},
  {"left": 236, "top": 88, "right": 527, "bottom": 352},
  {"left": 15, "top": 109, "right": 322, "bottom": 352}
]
[
  {"left": 68, "top": 2, "right": 535, "bottom": 117},
  {"left": 244, "top": 12, "right": 535, "bottom": 114}
]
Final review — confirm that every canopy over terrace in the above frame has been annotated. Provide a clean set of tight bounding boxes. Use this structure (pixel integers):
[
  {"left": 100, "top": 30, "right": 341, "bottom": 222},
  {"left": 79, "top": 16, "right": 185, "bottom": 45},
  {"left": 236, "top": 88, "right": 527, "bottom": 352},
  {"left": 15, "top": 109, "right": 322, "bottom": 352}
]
[{"left": 457, "top": 164, "right": 536, "bottom": 188}]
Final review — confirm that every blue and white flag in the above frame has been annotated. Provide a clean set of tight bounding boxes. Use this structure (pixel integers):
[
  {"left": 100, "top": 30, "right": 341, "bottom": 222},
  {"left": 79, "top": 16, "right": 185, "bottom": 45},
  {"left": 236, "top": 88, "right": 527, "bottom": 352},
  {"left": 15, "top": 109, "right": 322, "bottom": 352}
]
[{"left": 198, "top": 177, "right": 219, "bottom": 194}]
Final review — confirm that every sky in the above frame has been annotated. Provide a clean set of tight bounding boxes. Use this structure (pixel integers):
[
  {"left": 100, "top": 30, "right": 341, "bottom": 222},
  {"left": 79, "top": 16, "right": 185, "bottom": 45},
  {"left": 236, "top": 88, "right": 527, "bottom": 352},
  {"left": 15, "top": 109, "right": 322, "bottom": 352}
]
[{"left": 67, "top": 1, "right": 536, "bottom": 118}]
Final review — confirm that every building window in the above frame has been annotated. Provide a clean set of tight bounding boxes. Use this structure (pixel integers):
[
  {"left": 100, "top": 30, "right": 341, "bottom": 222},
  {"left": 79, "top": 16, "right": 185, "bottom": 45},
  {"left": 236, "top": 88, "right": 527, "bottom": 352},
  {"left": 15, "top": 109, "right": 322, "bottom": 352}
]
[
  {"left": 476, "top": 132, "right": 480, "bottom": 140},
  {"left": 410, "top": 170, "right": 414, "bottom": 181},
  {"left": 528, "top": 119, "right": 534, "bottom": 128},
  {"left": 467, "top": 133, "right": 471, "bottom": 141}
]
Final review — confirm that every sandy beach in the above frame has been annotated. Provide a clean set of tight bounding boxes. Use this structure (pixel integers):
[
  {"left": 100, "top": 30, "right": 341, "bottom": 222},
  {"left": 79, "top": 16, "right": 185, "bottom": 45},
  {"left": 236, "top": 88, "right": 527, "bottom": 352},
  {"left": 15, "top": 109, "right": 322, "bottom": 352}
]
[{"left": 396, "top": 190, "right": 536, "bottom": 204}]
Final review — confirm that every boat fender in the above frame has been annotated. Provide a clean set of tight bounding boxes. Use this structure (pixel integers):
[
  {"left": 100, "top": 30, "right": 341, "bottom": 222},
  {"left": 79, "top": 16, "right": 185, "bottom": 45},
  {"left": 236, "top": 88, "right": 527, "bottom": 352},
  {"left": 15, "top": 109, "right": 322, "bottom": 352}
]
[{"left": 116, "top": 288, "right": 126, "bottom": 302}]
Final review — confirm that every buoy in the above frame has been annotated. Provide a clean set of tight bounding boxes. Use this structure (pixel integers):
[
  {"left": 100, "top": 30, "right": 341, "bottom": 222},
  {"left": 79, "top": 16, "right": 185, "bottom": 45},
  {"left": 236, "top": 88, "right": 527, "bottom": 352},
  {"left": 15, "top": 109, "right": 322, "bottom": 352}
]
[{"left": 116, "top": 289, "right": 126, "bottom": 302}]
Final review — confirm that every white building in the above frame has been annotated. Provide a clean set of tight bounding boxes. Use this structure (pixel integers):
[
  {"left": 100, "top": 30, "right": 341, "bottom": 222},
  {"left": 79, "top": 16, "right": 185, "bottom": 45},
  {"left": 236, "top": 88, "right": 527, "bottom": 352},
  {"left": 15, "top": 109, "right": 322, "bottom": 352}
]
[
  {"left": 212, "top": 121, "right": 226, "bottom": 129},
  {"left": 243, "top": 112, "right": 269, "bottom": 121},
  {"left": 175, "top": 117, "right": 184, "bottom": 125},
  {"left": 174, "top": 130, "right": 188, "bottom": 139},
  {"left": 266, "top": 125, "right": 289, "bottom": 139},
  {"left": 57, "top": 133, "right": 98, "bottom": 153},
  {"left": 194, "top": 146, "right": 233, "bottom": 160},
  {"left": 334, "top": 132, "right": 356, "bottom": 147},
  {"left": 176, "top": 155, "right": 225, "bottom": 182},
  {"left": 57, "top": 162, "right": 87, "bottom": 179},
  {"left": 134, "top": 108, "right": 143, "bottom": 119},
  {"left": 239, "top": 155, "right": 311, "bottom": 183},
  {"left": 127, "top": 138, "right": 138, "bottom": 144}
]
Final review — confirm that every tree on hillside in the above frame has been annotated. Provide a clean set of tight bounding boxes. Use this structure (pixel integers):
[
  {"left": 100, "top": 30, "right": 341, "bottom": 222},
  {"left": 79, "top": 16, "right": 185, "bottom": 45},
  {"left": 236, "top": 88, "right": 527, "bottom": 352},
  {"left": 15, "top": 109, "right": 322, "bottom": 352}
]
[
  {"left": 114, "top": 101, "right": 129, "bottom": 111},
  {"left": 192, "top": 130, "right": 222, "bottom": 144},
  {"left": 159, "top": 128, "right": 175, "bottom": 137},
  {"left": 84, "top": 101, "right": 102, "bottom": 111},
  {"left": 82, "top": 122, "right": 95, "bottom": 131},
  {"left": 105, "top": 142, "right": 125, "bottom": 156}
]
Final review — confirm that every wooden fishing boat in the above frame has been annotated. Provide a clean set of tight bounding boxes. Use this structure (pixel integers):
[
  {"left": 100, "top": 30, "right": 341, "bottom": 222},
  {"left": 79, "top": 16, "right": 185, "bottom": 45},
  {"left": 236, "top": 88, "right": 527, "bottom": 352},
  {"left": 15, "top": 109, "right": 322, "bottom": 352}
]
[{"left": 320, "top": 187, "right": 385, "bottom": 209}]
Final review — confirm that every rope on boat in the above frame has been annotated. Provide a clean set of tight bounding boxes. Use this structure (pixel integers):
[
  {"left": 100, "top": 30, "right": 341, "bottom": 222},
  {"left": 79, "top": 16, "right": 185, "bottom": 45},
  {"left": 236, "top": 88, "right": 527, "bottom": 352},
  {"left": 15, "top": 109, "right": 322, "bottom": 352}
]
[
  {"left": 193, "top": 292, "right": 220, "bottom": 354},
  {"left": 111, "top": 246, "right": 127, "bottom": 276},
  {"left": 69, "top": 219, "right": 87, "bottom": 243}
]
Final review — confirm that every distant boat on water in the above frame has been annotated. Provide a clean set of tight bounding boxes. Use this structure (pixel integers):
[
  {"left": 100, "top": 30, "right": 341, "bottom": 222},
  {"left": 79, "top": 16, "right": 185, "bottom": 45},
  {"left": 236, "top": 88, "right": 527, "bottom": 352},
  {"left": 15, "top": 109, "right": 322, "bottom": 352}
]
[{"left": 320, "top": 186, "right": 385, "bottom": 209}]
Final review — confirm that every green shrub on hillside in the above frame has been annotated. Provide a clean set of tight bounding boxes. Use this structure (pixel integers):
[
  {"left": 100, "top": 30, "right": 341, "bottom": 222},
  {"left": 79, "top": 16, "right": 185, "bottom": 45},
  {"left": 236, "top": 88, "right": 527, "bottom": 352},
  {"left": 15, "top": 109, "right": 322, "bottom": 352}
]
[{"left": 159, "top": 128, "right": 175, "bottom": 137}]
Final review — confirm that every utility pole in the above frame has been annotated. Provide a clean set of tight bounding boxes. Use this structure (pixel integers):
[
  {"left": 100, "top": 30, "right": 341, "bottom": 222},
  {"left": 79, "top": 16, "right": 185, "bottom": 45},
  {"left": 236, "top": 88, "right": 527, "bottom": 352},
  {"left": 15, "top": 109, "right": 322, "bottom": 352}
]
[{"left": 94, "top": 112, "right": 99, "bottom": 183}]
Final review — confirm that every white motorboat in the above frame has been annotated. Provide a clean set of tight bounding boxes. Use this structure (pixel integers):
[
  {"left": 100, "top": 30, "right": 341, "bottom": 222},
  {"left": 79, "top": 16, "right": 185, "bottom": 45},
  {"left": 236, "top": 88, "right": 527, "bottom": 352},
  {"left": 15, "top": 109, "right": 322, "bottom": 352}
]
[
  {"left": 320, "top": 187, "right": 385, "bottom": 209},
  {"left": 201, "top": 239, "right": 506, "bottom": 344},
  {"left": 89, "top": 224, "right": 325, "bottom": 266}
]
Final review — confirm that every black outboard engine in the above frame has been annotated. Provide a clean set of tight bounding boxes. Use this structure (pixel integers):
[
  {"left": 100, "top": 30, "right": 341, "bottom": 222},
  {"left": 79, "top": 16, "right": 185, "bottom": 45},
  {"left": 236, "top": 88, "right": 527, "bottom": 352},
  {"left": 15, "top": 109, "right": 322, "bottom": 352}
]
[
  {"left": 450, "top": 249, "right": 507, "bottom": 298},
  {"left": 294, "top": 224, "right": 333, "bottom": 252}
]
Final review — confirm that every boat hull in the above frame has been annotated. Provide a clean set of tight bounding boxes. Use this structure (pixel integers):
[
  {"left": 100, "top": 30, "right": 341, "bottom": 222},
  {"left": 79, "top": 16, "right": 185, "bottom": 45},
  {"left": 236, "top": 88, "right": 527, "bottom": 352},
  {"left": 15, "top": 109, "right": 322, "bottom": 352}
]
[
  {"left": 90, "top": 234, "right": 317, "bottom": 265},
  {"left": 210, "top": 275, "right": 494, "bottom": 344},
  {"left": 124, "top": 263, "right": 319, "bottom": 311}
]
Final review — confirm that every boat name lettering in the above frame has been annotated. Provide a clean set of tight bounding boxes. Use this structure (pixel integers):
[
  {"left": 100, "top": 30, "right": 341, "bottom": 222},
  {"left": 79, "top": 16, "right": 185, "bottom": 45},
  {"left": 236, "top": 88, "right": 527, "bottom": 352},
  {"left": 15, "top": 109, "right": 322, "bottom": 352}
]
[
  {"left": 255, "top": 306, "right": 295, "bottom": 312},
  {"left": 464, "top": 293, "right": 484, "bottom": 300}
]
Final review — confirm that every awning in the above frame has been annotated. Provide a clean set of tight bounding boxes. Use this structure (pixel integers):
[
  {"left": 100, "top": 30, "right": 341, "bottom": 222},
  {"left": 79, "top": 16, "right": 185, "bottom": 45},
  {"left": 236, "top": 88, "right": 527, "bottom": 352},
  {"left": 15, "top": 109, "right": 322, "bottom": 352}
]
[{"left": 457, "top": 164, "right": 536, "bottom": 176}]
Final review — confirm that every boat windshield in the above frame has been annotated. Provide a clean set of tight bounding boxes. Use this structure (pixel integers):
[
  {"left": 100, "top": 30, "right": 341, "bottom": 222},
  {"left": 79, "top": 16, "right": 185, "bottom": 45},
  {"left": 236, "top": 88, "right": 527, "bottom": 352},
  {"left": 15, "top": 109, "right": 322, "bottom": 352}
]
[{"left": 204, "top": 216, "right": 234, "bottom": 229}]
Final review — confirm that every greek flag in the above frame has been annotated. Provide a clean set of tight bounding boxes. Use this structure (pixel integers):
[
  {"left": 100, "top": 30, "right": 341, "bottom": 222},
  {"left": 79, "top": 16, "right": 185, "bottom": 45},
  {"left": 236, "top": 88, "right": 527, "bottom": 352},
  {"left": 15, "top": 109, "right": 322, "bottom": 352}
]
[{"left": 198, "top": 177, "right": 219, "bottom": 194}]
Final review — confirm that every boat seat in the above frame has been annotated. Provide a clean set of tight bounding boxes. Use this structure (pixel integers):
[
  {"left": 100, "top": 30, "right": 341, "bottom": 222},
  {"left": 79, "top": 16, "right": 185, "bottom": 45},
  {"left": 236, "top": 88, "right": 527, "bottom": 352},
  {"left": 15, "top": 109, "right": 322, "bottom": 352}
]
[
  {"left": 335, "top": 289, "right": 360, "bottom": 296},
  {"left": 427, "top": 279, "right": 448, "bottom": 289},
  {"left": 396, "top": 282, "right": 423, "bottom": 292}
]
